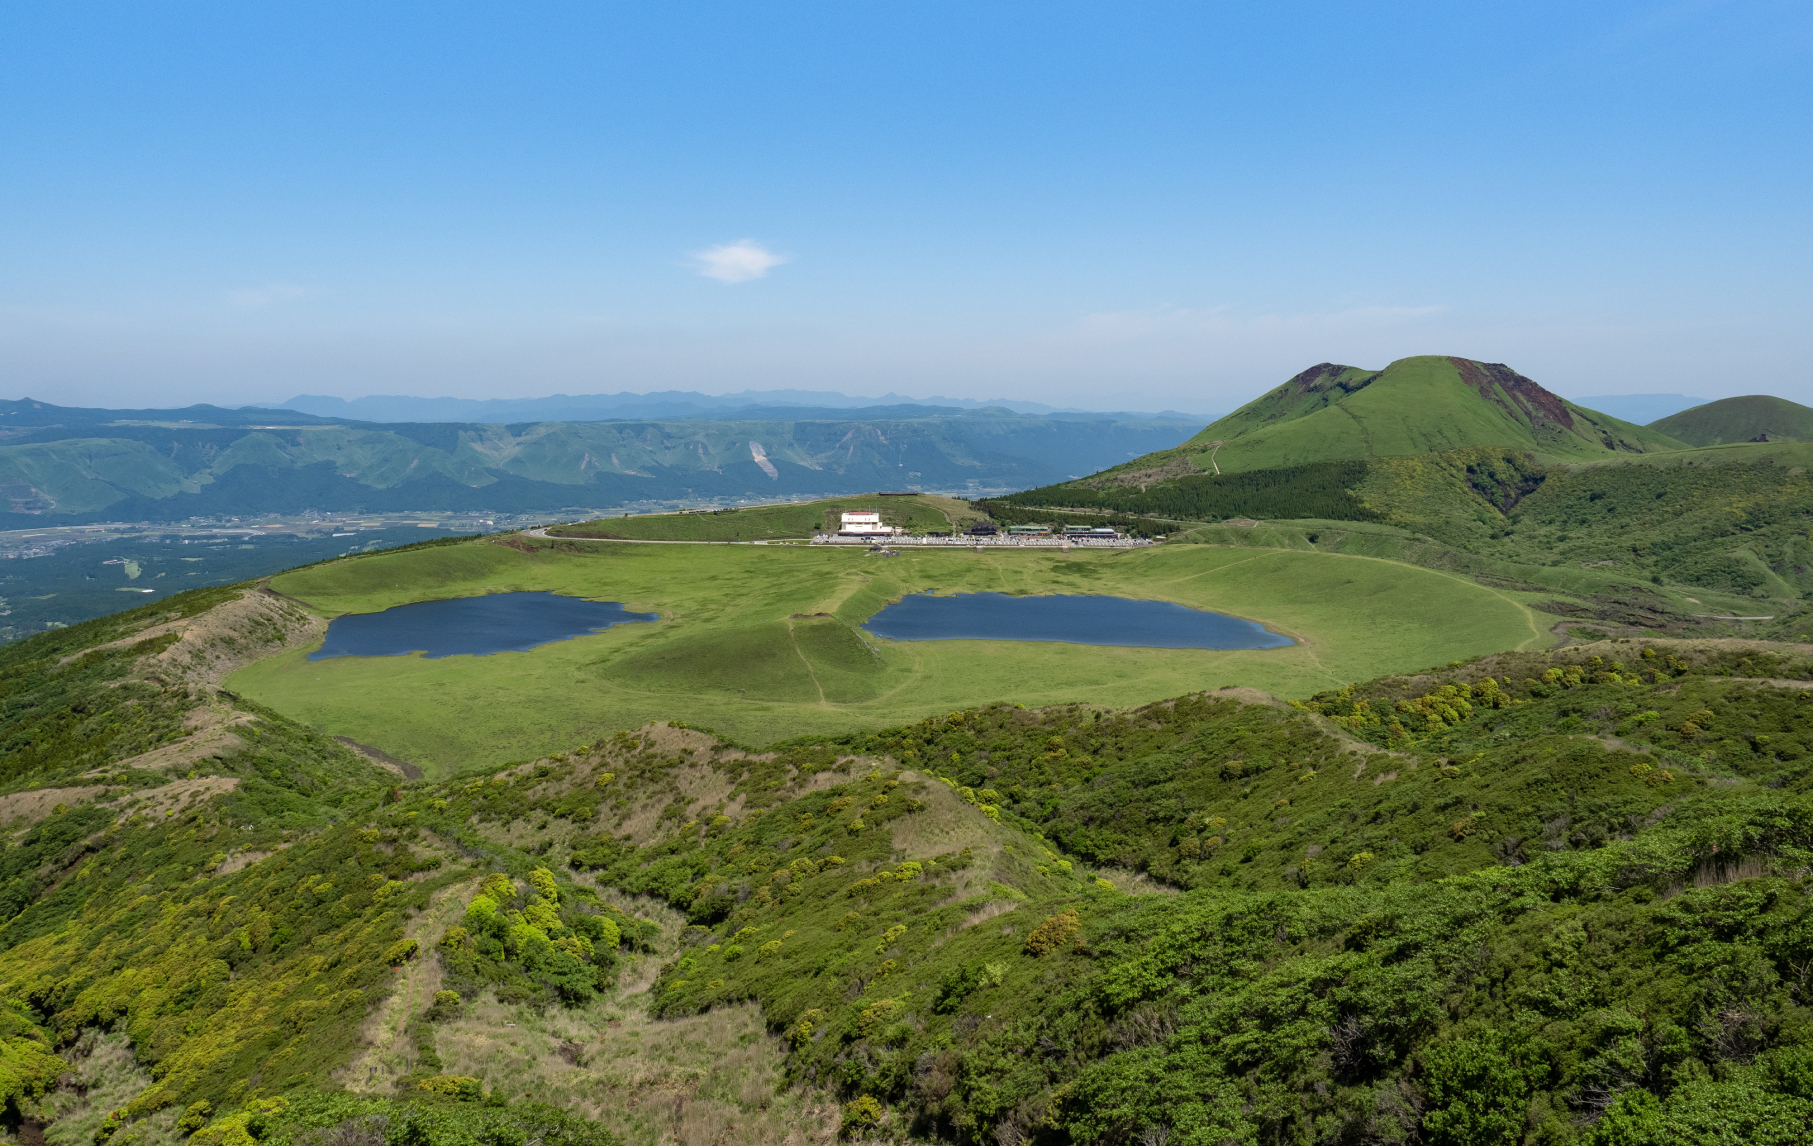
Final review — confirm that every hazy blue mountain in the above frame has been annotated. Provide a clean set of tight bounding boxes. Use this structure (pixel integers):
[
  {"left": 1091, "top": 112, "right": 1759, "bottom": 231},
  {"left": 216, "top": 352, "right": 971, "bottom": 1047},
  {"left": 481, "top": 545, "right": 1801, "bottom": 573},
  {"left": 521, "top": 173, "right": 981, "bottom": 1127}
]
[
  {"left": 262, "top": 389, "right": 1198, "bottom": 422},
  {"left": 0, "top": 399, "right": 1203, "bottom": 526},
  {"left": 1571, "top": 393, "right": 1711, "bottom": 425}
]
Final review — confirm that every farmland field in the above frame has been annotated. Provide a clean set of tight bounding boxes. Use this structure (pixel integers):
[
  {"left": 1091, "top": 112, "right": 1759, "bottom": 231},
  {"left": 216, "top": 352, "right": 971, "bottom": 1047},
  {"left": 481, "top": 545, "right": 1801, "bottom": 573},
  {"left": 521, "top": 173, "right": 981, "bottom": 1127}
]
[{"left": 230, "top": 533, "right": 1548, "bottom": 776}]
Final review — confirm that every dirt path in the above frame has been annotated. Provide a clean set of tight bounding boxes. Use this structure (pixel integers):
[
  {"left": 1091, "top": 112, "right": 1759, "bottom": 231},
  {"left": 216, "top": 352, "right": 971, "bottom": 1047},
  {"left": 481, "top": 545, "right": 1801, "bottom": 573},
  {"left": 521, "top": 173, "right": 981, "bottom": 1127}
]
[
  {"left": 338, "top": 880, "right": 474, "bottom": 1092},
  {"left": 334, "top": 737, "right": 426, "bottom": 780},
  {"left": 785, "top": 620, "right": 829, "bottom": 706}
]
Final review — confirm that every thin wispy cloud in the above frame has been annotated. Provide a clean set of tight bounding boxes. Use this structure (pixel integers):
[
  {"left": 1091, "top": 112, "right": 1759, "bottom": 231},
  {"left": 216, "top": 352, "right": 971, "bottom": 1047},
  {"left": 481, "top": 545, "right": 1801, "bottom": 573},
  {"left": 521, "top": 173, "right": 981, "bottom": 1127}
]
[
  {"left": 226, "top": 283, "right": 314, "bottom": 309},
  {"left": 691, "top": 239, "right": 787, "bottom": 284}
]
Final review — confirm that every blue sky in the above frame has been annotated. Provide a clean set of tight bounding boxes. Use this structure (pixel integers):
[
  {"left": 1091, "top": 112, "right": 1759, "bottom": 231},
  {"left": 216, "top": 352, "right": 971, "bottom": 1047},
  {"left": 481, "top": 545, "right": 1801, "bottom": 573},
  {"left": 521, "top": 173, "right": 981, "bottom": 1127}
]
[{"left": 3, "top": 2, "right": 1809, "bottom": 413}]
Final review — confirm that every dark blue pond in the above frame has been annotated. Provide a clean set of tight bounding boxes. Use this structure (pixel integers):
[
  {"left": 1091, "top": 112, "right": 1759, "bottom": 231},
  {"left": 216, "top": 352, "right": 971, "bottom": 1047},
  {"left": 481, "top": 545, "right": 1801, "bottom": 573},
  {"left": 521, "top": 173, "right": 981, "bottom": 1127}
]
[
  {"left": 863, "top": 592, "right": 1292, "bottom": 649},
  {"left": 309, "top": 591, "right": 658, "bottom": 660}
]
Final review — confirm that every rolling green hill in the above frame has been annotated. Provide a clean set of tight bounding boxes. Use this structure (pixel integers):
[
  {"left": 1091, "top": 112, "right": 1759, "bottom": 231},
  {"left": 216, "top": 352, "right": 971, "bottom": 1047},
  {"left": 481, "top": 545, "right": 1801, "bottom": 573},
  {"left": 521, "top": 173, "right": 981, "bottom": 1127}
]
[
  {"left": 1075, "top": 355, "right": 1684, "bottom": 484},
  {"left": 998, "top": 431, "right": 1813, "bottom": 604},
  {"left": 1649, "top": 394, "right": 1813, "bottom": 446},
  {"left": 9, "top": 578, "right": 1813, "bottom": 1146}
]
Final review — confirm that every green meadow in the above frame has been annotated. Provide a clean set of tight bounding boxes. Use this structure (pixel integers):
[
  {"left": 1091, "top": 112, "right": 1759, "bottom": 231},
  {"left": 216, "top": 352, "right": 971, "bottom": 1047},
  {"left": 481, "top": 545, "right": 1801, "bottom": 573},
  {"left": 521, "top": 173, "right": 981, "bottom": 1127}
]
[
  {"left": 550, "top": 493, "right": 980, "bottom": 542},
  {"left": 230, "top": 534, "right": 1547, "bottom": 776}
]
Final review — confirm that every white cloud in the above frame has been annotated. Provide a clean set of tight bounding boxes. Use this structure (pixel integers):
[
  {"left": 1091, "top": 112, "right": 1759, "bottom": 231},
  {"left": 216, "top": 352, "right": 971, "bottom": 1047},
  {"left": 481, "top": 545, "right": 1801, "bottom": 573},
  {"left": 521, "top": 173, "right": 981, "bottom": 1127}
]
[
  {"left": 691, "top": 239, "right": 787, "bottom": 284},
  {"left": 225, "top": 283, "right": 314, "bottom": 309}
]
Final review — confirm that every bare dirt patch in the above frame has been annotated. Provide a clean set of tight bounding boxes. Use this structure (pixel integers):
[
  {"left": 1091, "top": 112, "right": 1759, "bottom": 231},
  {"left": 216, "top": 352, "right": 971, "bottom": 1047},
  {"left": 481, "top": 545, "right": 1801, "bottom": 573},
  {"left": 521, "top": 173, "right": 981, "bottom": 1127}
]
[
  {"left": 0, "top": 787, "right": 114, "bottom": 832},
  {"left": 959, "top": 900, "right": 1020, "bottom": 930},
  {"left": 334, "top": 737, "right": 425, "bottom": 780},
  {"left": 111, "top": 776, "right": 239, "bottom": 822},
  {"left": 142, "top": 587, "right": 324, "bottom": 691},
  {"left": 338, "top": 879, "right": 475, "bottom": 1093},
  {"left": 1089, "top": 866, "right": 1178, "bottom": 896},
  {"left": 428, "top": 882, "right": 840, "bottom": 1146},
  {"left": 436, "top": 995, "right": 839, "bottom": 1146},
  {"left": 1209, "top": 685, "right": 1285, "bottom": 709},
  {"left": 889, "top": 778, "right": 999, "bottom": 868},
  {"left": 98, "top": 702, "right": 257, "bottom": 776},
  {"left": 214, "top": 849, "right": 275, "bottom": 876}
]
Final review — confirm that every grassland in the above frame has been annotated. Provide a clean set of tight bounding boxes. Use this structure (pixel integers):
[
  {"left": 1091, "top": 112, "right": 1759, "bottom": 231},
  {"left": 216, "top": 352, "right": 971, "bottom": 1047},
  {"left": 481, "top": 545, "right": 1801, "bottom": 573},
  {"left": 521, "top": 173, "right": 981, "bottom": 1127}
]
[
  {"left": 1114, "top": 355, "right": 1683, "bottom": 478},
  {"left": 1649, "top": 394, "right": 1813, "bottom": 446},
  {"left": 551, "top": 494, "right": 980, "bottom": 543},
  {"left": 228, "top": 534, "right": 1545, "bottom": 776}
]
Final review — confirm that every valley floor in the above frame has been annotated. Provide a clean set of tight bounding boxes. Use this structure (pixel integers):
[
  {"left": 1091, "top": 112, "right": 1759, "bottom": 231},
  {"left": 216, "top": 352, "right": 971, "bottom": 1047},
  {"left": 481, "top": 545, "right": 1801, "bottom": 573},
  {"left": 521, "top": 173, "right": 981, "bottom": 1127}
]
[{"left": 228, "top": 534, "right": 1545, "bottom": 776}]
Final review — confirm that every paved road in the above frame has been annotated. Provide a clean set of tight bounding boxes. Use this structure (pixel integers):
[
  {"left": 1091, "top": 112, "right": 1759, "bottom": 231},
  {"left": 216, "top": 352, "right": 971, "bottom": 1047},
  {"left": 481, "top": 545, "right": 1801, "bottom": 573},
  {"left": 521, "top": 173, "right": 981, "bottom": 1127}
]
[{"left": 523, "top": 527, "right": 1154, "bottom": 550}]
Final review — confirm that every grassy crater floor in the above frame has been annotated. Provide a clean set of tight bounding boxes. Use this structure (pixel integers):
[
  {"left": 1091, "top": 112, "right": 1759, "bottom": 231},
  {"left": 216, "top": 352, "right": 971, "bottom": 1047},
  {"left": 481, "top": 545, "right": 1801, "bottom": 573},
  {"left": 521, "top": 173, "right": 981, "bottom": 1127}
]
[{"left": 229, "top": 537, "right": 1550, "bottom": 776}]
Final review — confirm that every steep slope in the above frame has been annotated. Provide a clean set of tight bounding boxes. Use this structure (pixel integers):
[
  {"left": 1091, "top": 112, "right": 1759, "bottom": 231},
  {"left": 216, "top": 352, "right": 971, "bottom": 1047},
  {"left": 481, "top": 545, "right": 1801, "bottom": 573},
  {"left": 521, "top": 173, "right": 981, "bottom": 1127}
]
[
  {"left": 1649, "top": 394, "right": 1813, "bottom": 446},
  {"left": 1081, "top": 355, "right": 1685, "bottom": 483}
]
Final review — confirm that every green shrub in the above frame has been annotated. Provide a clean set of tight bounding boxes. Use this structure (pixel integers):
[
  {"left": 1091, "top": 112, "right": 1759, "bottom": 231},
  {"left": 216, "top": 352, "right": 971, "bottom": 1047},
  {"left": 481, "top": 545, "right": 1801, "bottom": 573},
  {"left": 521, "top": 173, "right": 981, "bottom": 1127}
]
[
  {"left": 1024, "top": 911, "right": 1081, "bottom": 956},
  {"left": 416, "top": 1075, "right": 484, "bottom": 1101},
  {"left": 840, "top": 1096, "right": 884, "bottom": 1135}
]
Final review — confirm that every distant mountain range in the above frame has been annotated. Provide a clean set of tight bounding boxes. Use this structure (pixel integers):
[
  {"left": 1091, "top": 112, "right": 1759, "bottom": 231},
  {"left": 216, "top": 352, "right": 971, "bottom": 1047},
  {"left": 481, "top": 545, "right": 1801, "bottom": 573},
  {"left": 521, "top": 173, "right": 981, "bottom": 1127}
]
[
  {"left": 1570, "top": 393, "right": 1710, "bottom": 425},
  {"left": 9, "top": 370, "right": 1804, "bottom": 529},
  {"left": 263, "top": 390, "right": 1214, "bottom": 423},
  {"left": 0, "top": 398, "right": 1203, "bottom": 527}
]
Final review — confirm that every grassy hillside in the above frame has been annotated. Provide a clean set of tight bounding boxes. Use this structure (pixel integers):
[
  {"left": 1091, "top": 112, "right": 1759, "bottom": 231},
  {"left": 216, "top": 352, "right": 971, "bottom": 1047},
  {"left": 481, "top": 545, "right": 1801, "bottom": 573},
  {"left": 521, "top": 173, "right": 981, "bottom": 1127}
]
[
  {"left": 286, "top": 642, "right": 1813, "bottom": 1146},
  {"left": 1072, "top": 356, "right": 1684, "bottom": 482},
  {"left": 552, "top": 495, "right": 982, "bottom": 542},
  {"left": 997, "top": 438, "right": 1813, "bottom": 608},
  {"left": 1649, "top": 394, "right": 1813, "bottom": 446},
  {"left": 10, "top": 565, "right": 1813, "bottom": 1145},
  {"left": 228, "top": 535, "right": 1542, "bottom": 773}
]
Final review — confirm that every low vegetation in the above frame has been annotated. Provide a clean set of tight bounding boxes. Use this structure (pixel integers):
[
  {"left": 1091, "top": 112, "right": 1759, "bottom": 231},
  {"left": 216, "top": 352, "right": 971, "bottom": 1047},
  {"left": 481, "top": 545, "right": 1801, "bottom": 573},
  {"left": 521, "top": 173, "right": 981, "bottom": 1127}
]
[
  {"left": 1650, "top": 394, "right": 1813, "bottom": 447},
  {"left": 996, "top": 440, "right": 1813, "bottom": 609},
  {"left": 552, "top": 495, "right": 978, "bottom": 543},
  {"left": 227, "top": 533, "right": 1539, "bottom": 771},
  {"left": 10, "top": 404, "right": 1813, "bottom": 1146}
]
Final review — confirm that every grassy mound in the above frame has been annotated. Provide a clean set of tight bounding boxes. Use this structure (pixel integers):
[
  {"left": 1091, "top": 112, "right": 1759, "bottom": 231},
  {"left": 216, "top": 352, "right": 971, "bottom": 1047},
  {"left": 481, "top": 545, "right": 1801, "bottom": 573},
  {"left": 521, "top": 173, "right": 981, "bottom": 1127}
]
[{"left": 1650, "top": 394, "right": 1813, "bottom": 446}]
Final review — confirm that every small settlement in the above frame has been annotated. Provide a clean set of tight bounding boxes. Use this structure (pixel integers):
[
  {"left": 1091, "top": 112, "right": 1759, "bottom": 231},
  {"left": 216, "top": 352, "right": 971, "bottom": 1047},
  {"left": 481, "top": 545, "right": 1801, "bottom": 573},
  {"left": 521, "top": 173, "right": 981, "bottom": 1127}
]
[{"left": 816, "top": 510, "right": 1150, "bottom": 549}]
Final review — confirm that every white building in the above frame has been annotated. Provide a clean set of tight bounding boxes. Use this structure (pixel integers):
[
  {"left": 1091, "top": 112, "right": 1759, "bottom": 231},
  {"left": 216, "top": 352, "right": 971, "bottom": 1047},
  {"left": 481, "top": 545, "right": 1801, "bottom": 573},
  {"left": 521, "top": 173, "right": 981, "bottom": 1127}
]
[{"left": 838, "top": 510, "right": 894, "bottom": 536}]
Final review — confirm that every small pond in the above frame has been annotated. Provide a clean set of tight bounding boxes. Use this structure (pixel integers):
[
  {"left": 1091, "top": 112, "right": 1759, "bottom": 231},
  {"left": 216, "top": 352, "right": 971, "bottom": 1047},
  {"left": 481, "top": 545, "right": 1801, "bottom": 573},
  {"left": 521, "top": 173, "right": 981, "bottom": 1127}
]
[
  {"left": 309, "top": 591, "right": 657, "bottom": 660},
  {"left": 862, "top": 592, "right": 1292, "bottom": 649}
]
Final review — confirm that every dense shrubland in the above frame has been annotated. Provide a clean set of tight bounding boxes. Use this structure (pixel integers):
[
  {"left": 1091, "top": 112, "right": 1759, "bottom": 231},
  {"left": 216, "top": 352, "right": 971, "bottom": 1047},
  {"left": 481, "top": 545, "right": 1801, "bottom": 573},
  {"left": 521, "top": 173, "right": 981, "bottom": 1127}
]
[{"left": 453, "top": 640, "right": 1813, "bottom": 1144}]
